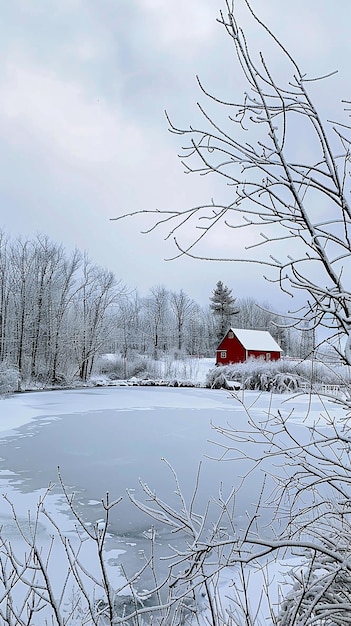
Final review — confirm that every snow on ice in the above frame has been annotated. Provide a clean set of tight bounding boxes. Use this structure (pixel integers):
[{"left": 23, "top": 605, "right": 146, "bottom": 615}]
[{"left": 0, "top": 385, "right": 347, "bottom": 623}]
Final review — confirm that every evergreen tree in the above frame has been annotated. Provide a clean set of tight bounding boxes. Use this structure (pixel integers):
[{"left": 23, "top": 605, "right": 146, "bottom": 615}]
[{"left": 209, "top": 281, "right": 238, "bottom": 342}]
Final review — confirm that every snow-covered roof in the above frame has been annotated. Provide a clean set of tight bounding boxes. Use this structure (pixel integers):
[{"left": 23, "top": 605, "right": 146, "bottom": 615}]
[{"left": 227, "top": 328, "right": 282, "bottom": 351}]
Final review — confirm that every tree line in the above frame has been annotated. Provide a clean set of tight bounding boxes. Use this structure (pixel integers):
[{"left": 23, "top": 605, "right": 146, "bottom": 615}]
[
  {"left": 0, "top": 232, "right": 311, "bottom": 387},
  {"left": 0, "top": 232, "right": 122, "bottom": 386}
]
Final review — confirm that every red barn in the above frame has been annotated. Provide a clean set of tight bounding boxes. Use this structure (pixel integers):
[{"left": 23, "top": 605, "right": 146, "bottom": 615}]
[{"left": 216, "top": 328, "right": 282, "bottom": 365}]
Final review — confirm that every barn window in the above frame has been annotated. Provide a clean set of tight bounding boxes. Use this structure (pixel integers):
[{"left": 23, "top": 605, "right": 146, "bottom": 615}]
[
  {"left": 266, "top": 352, "right": 271, "bottom": 360},
  {"left": 228, "top": 331, "right": 234, "bottom": 339},
  {"left": 220, "top": 351, "right": 227, "bottom": 358}
]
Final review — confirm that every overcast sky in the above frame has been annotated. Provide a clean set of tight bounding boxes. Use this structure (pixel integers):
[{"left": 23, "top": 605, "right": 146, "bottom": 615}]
[{"left": 0, "top": 0, "right": 349, "bottom": 309}]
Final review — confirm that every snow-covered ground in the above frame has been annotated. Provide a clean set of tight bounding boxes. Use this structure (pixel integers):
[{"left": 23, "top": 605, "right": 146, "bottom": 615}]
[
  {"left": 93, "top": 355, "right": 216, "bottom": 388},
  {"left": 0, "top": 386, "right": 347, "bottom": 624}
]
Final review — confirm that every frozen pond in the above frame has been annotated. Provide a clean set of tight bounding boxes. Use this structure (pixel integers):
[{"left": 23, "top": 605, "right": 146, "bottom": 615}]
[
  {"left": 0, "top": 386, "right": 345, "bottom": 597},
  {"left": 0, "top": 387, "right": 245, "bottom": 524}
]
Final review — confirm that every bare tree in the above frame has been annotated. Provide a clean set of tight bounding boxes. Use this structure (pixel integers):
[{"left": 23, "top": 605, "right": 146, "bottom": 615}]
[
  {"left": 49, "top": 248, "right": 82, "bottom": 384},
  {"left": 0, "top": 475, "right": 153, "bottom": 625},
  {"left": 29, "top": 235, "right": 63, "bottom": 380},
  {"left": 115, "top": 291, "right": 142, "bottom": 378},
  {"left": 0, "top": 231, "right": 10, "bottom": 361},
  {"left": 235, "top": 297, "right": 294, "bottom": 353},
  {"left": 113, "top": 0, "right": 351, "bottom": 366},
  {"left": 187, "top": 303, "right": 212, "bottom": 357},
  {"left": 8, "top": 238, "right": 37, "bottom": 383},
  {"left": 170, "top": 289, "right": 197, "bottom": 352},
  {"left": 109, "top": 1, "right": 351, "bottom": 623},
  {"left": 73, "top": 255, "right": 124, "bottom": 381},
  {"left": 145, "top": 285, "right": 171, "bottom": 359}
]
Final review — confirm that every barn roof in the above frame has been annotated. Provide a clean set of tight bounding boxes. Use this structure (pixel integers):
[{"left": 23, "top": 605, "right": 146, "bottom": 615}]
[{"left": 227, "top": 328, "right": 282, "bottom": 351}]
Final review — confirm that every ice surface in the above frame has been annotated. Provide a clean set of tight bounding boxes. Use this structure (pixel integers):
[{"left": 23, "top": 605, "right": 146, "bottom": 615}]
[{"left": 0, "top": 386, "right": 346, "bottom": 624}]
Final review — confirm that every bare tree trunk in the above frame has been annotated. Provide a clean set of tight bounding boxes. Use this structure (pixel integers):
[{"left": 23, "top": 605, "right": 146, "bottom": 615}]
[
  {"left": 74, "top": 255, "right": 123, "bottom": 381},
  {"left": 0, "top": 232, "right": 9, "bottom": 361},
  {"left": 50, "top": 250, "right": 82, "bottom": 383},
  {"left": 10, "top": 240, "right": 36, "bottom": 385}
]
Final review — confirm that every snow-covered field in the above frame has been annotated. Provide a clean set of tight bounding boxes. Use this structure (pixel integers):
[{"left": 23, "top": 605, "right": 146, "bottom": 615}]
[{"left": 0, "top": 386, "right": 347, "bottom": 624}]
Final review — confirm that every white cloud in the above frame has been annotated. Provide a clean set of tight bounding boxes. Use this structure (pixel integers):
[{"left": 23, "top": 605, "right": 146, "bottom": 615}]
[
  {"left": 137, "top": 0, "right": 218, "bottom": 50},
  {"left": 0, "top": 0, "right": 349, "bottom": 308},
  {"left": 0, "top": 61, "right": 144, "bottom": 164}
]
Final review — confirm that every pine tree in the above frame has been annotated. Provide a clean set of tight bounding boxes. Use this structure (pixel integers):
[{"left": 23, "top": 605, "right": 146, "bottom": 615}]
[{"left": 209, "top": 281, "right": 238, "bottom": 342}]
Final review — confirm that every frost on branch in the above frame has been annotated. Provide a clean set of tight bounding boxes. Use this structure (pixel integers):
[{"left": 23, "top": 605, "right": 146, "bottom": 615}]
[
  {"left": 206, "top": 358, "right": 351, "bottom": 394},
  {"left": 0, "top": 361, "right": 19, "bottom": 394},
  {"left": 113, "top": 0, "right": 351, "bottom": 365}
]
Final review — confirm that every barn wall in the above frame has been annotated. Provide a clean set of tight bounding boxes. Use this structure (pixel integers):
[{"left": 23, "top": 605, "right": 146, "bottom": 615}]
[
  {"left": 248, "top": 350, "right": 281, "bottom": 361},
  {"left": 216, "top": 335, "right": 246, "bottom": 364}
]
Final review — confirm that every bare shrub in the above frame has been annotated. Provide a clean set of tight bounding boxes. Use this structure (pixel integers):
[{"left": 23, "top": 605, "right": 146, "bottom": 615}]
[
  {"left": 0, "top": 473, "right": 170, "bottom": 625},
  {"left": 206, "top": 358, "right": 350, "bottom": 393},
  {"left": 97, "top": 354, "right": 160, "bottom": 381},
  {"left": 126, "top": 395, "right": 351, "bottom": 625},
  {"left": 0, "top": 362, "right": 19, "bottom": 394}
]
